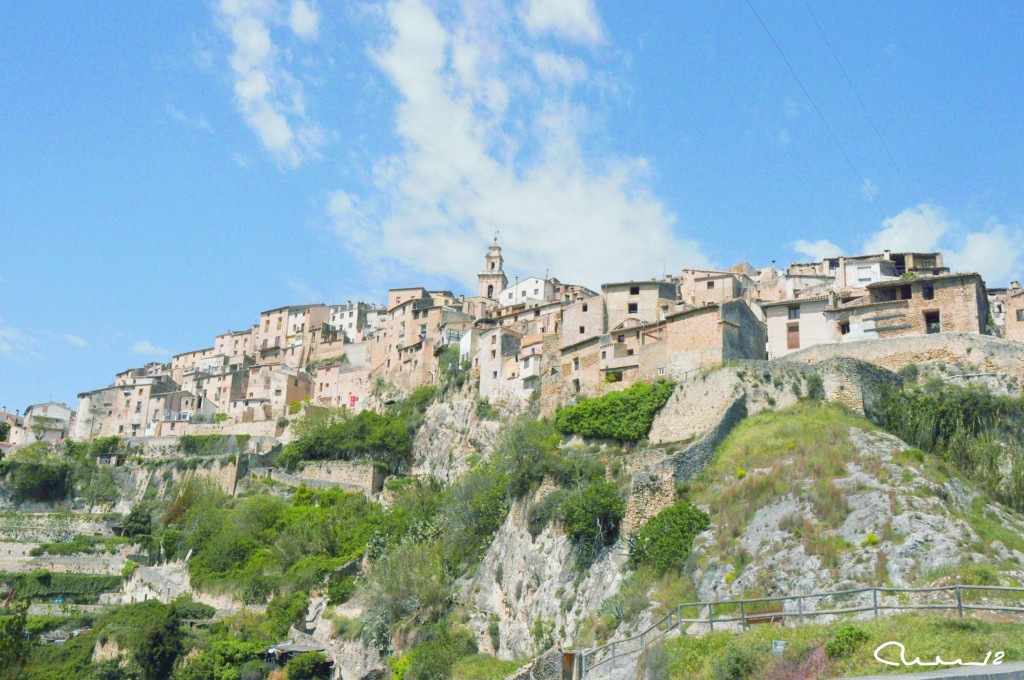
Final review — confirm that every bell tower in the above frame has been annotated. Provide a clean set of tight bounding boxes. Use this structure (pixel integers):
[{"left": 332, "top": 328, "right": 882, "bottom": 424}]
[{"left": 478, "top": 236, "right": 508, "bottom": 299}]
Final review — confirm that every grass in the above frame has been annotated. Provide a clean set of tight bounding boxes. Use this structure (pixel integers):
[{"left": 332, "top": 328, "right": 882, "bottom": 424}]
[
  {"left": 691, "top": 402, "right": 865, "bottom": 569},
  {"left": 451, "top": 654, "right": 524, "bottom": 679},
  {"left": 661, "top": 613, "right": 1024, "bottom": 678}
]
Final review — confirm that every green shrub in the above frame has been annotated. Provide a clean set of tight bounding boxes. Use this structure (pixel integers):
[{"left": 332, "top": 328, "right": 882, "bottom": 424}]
[
  {"left": 712, "top": 644, "right": 759, "bottom": 680},
  {"left": 123, "top": 505, "right": 153, "bottom": 537},
  {"left": 824, "top": 623, "right": 869, "bottom": 659},
  {"left": 898, "top": 364, "right": 920, "bottom": 383},
  {"left": 121, "top": 560, "right": 139, "bottom": 579},
  {"left": 805, "top": 373, "right": 826, "bottom": 401},
  {"left": 475, "top": 398, "right": 499, "bottom": 420},
  {"left": 554, "top": 380, "right": 675, "bottom": 441},
  {"left": 286, "top": 651, "right": 331, "bottom": 679},
  {"left": 560, "top": 482, "right": 626, "bottom": 566},
  {"left": 327, "top": 573, "right": 357, "bottom": 605},
  {"left": 629, "top": 503, "right": 710, "bottom": 575}
]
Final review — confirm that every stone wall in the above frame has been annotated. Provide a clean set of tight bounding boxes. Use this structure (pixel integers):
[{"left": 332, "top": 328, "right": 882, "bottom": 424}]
[
  {"left": 296, "top": 460, "right": 385, "bottom": 495},
  {"left": 782, "top": 332, "right": 1024, "bottom": 384}
]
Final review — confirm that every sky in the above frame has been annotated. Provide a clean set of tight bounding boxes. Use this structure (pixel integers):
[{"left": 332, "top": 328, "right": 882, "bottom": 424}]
[{"left": 1, "top": 0, "right": 1023, "bottom": 411}]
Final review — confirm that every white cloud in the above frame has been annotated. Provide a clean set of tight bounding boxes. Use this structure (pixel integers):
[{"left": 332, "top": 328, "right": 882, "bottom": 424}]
[
  {"left": 520, "top": 0, "right": 602, "bottom": 45},
  {"left": 861, "top": 178, "right": 878, "bottom": 202},
  {"left": 132, "top": 340, "right": 172, "bottom": 357},
  {"left": 862, "top": 203, "right": 1023, "bottom": 285},
  {"left": 0, "top": 320, "right": 37, "bottom": 360},
  {"left": 63, "top": 334, "right": 89, "bottom": 348},
  {"left": 215, "top": 0, "right": 325, "bottom": 167},
  {"left": 288, "top": 0, "right": 319, "bottom": 41},
  {"left": 949, "top": 220, "right": 1023, "bottom": 285},
  {"left": 331, "top": 0, "right": 706, "bottom": 289},
  {"left": 862, "top": 203, "right": 950, "bottom": 254},
  {"left": 532, "top": 51, "right": 587, "bottom": 84},
  {"left": 166, "top": 104, "right": 214, "bottom": 133},
  {"left": 792, "top": 239, "right": 843, "bottom": 261}
]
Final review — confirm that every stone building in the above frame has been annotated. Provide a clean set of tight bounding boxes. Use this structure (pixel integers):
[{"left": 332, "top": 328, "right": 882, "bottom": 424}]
[
  {"left": 998, "top": 282, "right": 1023, "bottom": 342},
  {"left": 664, "top": 300, "right": 766, "bottom": 374},
  {"left": 478, "top": 238, "right": 508, "bottom": 300},
  {"left": 763, "top": 295, "right": 835, "bottom": 359},
  {"left": 476, "top": 327, "right": 522, "bottom": 400},
  {"left": 830, "top": 273, "right": 988, "bottom": 341},
  {"left": 602, "top": 280, "right": 677, "bottom": 330}
]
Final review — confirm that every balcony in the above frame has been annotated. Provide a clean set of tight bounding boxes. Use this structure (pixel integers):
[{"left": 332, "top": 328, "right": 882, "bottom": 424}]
[{"left": 520, "top": 358, "right": 540, "bottom": 379}]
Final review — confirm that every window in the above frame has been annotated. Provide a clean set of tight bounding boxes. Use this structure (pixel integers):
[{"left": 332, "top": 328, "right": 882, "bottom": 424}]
[
  {"left": 626, "top": 348, "right": 634, "bottom": 356},
  {"left": 508, "top": 292, "right": 514, "bottom": 299},
  {"left": 787, "top": 322, "right": 800, "bottom": 350},
  {"left": 491, "top": 335, "right": 497, "bottom": 345},
  {"left": 582, "top": 303, "right": 588, "bottom": 312},
  {"left": 658, "top": 367, "right": 666, "bottom": 376},
  {"left": 925, "top": 311, "right": 941, "bottom": 334},
  {"left": 618, "top": 334, "right": 625, "bottom": 342},
  {"left": 628, "top": 303, "right": 638, "bottom": 314},
  {"left": 492, "top": 371, "right": 498, "bottom": 379},
  {"left": 839, "top": 321, "right": 850, "bottom": 335},
  {"left": 277, "top": 318, "right": 282, "bottom": 329},
  {"left": 523, "top": 357, "right": 530, "bottom": 367},
  {"left": 274, "top": 389, "right": 282, "bottom": 397},
  {"left": 490, "top": 350, "right": 496, "bottom": 359},
  {"left": 707, "top": 280, "right": 714, "bottom": 289},
  {"left": 572, "top": 378, "right": 580, "bottom": 392},
  {"left": 922, "top": 283, "right": 934, "bottom": 300},
  {"left": 1018, "top": 310, "right": 1024, "bottom": 322},
  {"left": 857, "top": 266, "right": 872, "bottom": 284},
  {"left": 899, "top": 285, "right": 912, "bottom": 300},
  {"left": 579, "top": 326, "right": 585, "bottom": 334},
  {"left": 788, "top": 306, "right": 800, "bottom": 320},
  {"left": 629, "top": 286, "right": 640, "bottom": 295},
  {"left": 533, "top": 289, "right": 539, "bottom": 295},
  {"left": 573, "top": 357, "right": 580, "bottom": 370}
]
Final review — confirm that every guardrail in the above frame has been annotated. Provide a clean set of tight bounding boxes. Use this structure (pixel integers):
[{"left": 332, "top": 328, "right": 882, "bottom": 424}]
[{"left": 579, "top": 584, "right": 1024, "bottom": 677}]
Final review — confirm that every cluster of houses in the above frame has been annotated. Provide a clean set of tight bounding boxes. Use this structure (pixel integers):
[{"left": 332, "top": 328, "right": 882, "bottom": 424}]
[{"left": 3, "top": 239, "right": 1024, "bottom": 448}]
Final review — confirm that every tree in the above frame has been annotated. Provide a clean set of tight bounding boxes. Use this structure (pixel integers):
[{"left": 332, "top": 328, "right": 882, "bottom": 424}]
[
  {"left": 286, "top": 651, "right": 331, "bottom": 679},
  {"left": 134, "top": 606, "right": 182, "bottom": 680},
  {"left": 123, "top": 505, "right": 153, "bottom": 538},
  {"left": 0, "top": 422, "right": 10, "bottom": 442},
  {"left": 0, "top": 599, "right": 31, "bottom": 674}
]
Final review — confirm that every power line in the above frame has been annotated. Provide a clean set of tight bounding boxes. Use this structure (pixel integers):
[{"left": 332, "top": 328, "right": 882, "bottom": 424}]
[
  {"left": 744, "top": 0, "right": 913, "bottom": 256},
  {"left": 804, "top": 0, "right": 952, "bottom": 268}
]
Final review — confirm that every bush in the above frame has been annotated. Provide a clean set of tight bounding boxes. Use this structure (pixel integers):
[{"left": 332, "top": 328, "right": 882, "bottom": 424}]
[
  {"left": 286, "top": 651, "right": 331, "bottom": 679},
  {"left": 9, "top": 460, "right": 72, "bottom": 503},
  {"left": 629, "top": 503, "right": 710, "bottom": 575},
  {"left": 712, "top": 644, "right": 759, "bottom": 680},
  {"left": 327, "top": 573, "right": 357, "bottom": 605},
  {"left": 805, "top": 374, "right": 826, "bottom": 401},
  {"left": 123, "top": 505, "right": 153, "bottom": 537},
  {"left": 824, "top": 623, "right": 869, "bottom": 659},
  {"left": 898, "top": 364, "right": 920, "bottom": 383},
  {"left": 560, "top": 482, "right": 626, "bottom": 566},
  {"left": 554, "top": 380, "right": 675, "bottom": 441}
]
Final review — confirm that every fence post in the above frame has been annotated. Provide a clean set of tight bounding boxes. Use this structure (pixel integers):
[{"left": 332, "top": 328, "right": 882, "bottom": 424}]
[
  {"left": 956, "top": 586, "right": 964, "bottom": 618},
  {"left": 678, "top": 604, "right": 683, "bottom": 636},
  {"left": 797, "top": 596, "right": 803, "bottom": 625},
  {"left": 740, "top": 601, "right": 747, "bottom": 630},
  {"left": 708, "top": 603, "right": 714, "bottom": 632},
  {"left": 872, "top": 588, "right": 878, "bottom": 618}
]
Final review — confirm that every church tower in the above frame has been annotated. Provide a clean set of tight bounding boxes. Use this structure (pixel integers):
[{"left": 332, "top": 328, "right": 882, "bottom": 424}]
[{"left": 478, "top": 237, "right": 508, "bottom": 299}]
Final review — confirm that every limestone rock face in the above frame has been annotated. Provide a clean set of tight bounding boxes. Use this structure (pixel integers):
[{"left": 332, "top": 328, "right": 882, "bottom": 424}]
[
  {"left": 463, "top": 495, "right": 628, "bottom": 661},
  {"left": 412, "top": 396, "right": 518, "bottom": 483}
]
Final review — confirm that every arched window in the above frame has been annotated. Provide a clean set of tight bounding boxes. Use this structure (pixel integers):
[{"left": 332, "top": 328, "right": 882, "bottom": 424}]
[{"left": 487, "top": 284, "right": 494, "bottom": 297}]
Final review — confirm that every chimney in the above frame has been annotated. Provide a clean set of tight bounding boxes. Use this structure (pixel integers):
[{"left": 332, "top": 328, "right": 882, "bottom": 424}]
[
  {"left": 838, "top": 256, "right": 847, "bottom": 289},
  {"left": 828, "top": 290, "right": 837, "bottom": 308},
  {"left": 884, "top": 249, "right": 891, "bottom": 260}
]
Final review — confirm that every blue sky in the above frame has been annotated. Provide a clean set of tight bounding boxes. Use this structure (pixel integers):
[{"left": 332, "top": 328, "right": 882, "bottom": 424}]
[{"left": 2, "top": 0, "right": 1022, "bottom": 411}]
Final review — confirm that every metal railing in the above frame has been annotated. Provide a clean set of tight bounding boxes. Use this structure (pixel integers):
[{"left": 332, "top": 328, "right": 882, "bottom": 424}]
[{"left": 579, "top": 584, "right": 1024, "bottom": 677}]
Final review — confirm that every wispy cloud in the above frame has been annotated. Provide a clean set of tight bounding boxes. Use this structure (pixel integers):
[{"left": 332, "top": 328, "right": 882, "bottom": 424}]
[
  {"left": 862, "top": 203, "right": 1023, "bottom": 285},
  {"left": 329, "top": 0, "right": 707, "bottom": 289},
  {"left": 166, "top": 103, "right": 214, "bottom": 133},
  {"left": 288, "top": 0, "right": 319, "bottom": 42},
  {"left": 214, "top": 0, "right": 326, "bottom": 168},
  {"left": 132, "top": 340, "right": 172, "bottom": 357},
  {"left": 0, "top": 321, "right": 36, "bottom": 360},
  {"left": 63, "top": 334, "right": 89, "bottom": 348},
  {"left": 519, "top": 0, "right": 603, "bottom": 45},
  {"left": 284, "top": 275, "right": 325, "bottom": 303},
  {"left": 792, "top": 238, "right": 843, "bottom": 261}
]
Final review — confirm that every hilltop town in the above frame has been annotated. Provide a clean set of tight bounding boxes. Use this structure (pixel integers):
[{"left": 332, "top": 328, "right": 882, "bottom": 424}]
[
  {"left": 3, "top": 241, "right": 1022, "bottom": 449},
  {"left": 4, "top": 242, "right": 1024, "bottom": 680}
]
